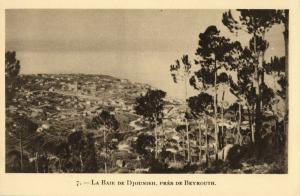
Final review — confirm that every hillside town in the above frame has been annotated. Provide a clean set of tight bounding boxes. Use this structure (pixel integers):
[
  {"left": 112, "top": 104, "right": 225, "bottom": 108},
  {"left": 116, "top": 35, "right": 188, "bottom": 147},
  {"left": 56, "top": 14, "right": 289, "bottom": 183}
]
[{"left": 7, "top": 74, "right": 201, "bottom": 173}]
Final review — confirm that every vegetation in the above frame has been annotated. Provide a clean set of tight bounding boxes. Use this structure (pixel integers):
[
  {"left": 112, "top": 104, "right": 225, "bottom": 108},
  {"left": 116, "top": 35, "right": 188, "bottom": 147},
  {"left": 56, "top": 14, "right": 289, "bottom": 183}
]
[
  {"left": 5, "top": 9, "right": 288, "bottom": 173},
  {"left": 134, "top": 89, "right": 166, "bottom": 159}
]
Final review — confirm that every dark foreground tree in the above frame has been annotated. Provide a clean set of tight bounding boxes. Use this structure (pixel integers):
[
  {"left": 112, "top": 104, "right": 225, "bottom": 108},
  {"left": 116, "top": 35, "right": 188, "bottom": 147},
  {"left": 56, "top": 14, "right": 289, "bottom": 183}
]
[
  {"left": 5, "top": 51, "right": 21, "bottom": 102},
  {"left": 89, "top": 110, "right": 119, "bottom": 173},
  {"left": 222, "top": 9, "right": 281, "bottom": 148},
  {"left": 83, "top": 132, "right": 98, "bottom": 173},
  {"left": 194, "top": 25, "right": 241, "bottom": 159},
  {"left": 188, "top": 92, "right": 213, "bottom": 166},
  {"left": 135, "top": 134, "right": 155, "bottom": 166},
  {"left": 9, "top": 116, "right": 38, "bottom": 172},
  {"left": 134, "top": 89, "right": 166, "bottom": 159},
  {"left": 67, "top": 130, "right": 85, "bottom": 172}
]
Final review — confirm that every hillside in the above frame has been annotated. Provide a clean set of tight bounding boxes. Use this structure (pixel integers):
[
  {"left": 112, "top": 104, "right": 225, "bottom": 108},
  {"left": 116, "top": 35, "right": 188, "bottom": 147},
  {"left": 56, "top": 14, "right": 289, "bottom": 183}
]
[
  {"left": 6, "top": 74, "right": 186, "bottom": 173},
  {"left": 5, "top": 73, "right": 286, "bottom": 174}
]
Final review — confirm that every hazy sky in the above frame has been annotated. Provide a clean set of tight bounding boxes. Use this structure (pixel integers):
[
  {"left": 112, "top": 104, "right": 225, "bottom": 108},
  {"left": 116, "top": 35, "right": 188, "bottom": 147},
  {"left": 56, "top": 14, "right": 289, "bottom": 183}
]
[{"left": 6, "top": 10, "right": 285, "bottom": 99}]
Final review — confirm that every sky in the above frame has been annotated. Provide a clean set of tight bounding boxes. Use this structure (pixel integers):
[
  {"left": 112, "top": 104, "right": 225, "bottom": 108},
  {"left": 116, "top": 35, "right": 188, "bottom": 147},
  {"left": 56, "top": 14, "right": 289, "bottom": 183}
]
[{"left": 5, "top": 9, "right": 285, "bottom": 100}]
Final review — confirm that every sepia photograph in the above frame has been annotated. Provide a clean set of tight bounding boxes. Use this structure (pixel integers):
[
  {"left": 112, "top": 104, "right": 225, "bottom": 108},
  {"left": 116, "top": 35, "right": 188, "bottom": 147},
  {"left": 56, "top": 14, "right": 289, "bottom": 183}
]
[{"left": 5, "top": 9, "right": 289, "bottom": 174}]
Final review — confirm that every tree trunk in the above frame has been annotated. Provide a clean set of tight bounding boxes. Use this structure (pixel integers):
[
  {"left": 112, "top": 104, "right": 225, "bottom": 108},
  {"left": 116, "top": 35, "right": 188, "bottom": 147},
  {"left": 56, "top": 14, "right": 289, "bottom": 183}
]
[
  {"left": 19, "top": 131, "right": 23, "bottom": 172},
  {"left": 272, "top": 82, "right": 279, "bottom": 150},
  {"left": 58, "top": 158, "right": 62, "bottom": 172},
  {"left": 162, "top": 120, "right": 165, "bottom": 148},
  {"left": 248, "top": 20, "right": 261, "bottom": 147},
  {"left": 253, "top": 30, "right": 259, "bottom": 95},
  {"left": 237, "top": 103, "right": 242, "bottom": 145},
  {"left": 35, "top": 152, "right": 39, "bottom": 173},
  {"left": 177, "top": 140, "right": 180, "bottom": 158},
  {"left": 185, "top": 118, "right": 191, "bottom": 162},
  {"left": 205, "top": 116, "right": 209, "bottom": 166},
  {"left": 273, "top": 73, "right": 279, "bottom": 148},
  {"left": 260, "top": 31, "right": 266, "bottom": 110},
  {"left": 198, "top": 121, "right": 202, "bottom": 164},
  {"left": 251, "top": 105, "right": 255, "bottom": 144},
  {"left": 154, "top": 116, "right": 158, "bottom": 159},
  {"left": 103, "top": 129, "right": 107, "bottom": 173},
  {"left": 253, "top": 30, "right": 262, "bottom": 147},
  {"left": 214, "top": 58, "right": 219, "bottom": 160},
  {"left": 248, "top": 106, "right": 255, "bottom": 144},
  {"left": 221, "top": 88, "right": 225, "bottom": 149},
  {"left": 79, "top": 153, "right": 83, "bottom": 172},
  {"left": 184, "top": 73, "right": 191, "bottom": 162},
  {"left": 181, "top": 133, "right": 187, "bottom": 160},
  {"left": 251, "top": 29, "right": 260, "bottom": 146}
]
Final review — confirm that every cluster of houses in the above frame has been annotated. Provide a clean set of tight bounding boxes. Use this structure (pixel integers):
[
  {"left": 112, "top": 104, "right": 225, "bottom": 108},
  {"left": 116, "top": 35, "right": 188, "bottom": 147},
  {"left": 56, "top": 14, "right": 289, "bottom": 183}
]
[{"left": 11, "top": 74, "right": 149, "bottom": 124}]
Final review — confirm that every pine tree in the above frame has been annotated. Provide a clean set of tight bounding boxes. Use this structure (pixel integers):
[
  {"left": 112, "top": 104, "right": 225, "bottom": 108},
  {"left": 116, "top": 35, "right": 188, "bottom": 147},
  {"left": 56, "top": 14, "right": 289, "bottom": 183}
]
[
  {"left": 187, "top": 92, "right": 213, "bottom": 166},
  {"left": 222, "top": 10, "right": 281, "bottom": 147},
  {"left": 89, "top": 110, "right": 119, "bottom": 173},
  {"left": 193, "top": 25, "right": 239, "bottom": 159},
  {"left": 134, "top": 89, "right": 166, "bottom": 159},
  {"left": 170, "top": 54, "right": 192, "bottom": 162}
]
